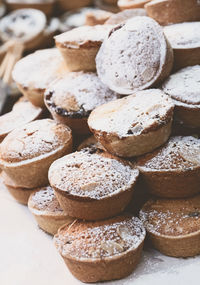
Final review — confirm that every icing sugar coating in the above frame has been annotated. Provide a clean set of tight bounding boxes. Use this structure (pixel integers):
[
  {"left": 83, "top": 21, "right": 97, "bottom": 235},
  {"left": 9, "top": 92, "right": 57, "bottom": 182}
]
[
  {"left": 96, "top": 16, "right": 169, "bottom": 94},
  {"left": 55, "top": 25, "right": 112, "bottom": 48},
  {"left": 0, "top": 119, "right": 71, "bottom": 163},
  {"left": 12, "top": 48, "right": 63, "bottom": 90},
  {"left": 29, "top": 186, "right": 63, "bottom": 213},
  {"left": 164, "top": 22, "right": 200, "bottom": 49},
  {"left": 88, "top": 89, "right": 173, "bottom": 138},
  {"left": 45, "top": 72, "right": 118, "bottom": 115},
  {"left": 49, "top": 149, "right": 139, "bottom": 199},
  {"left": 0, "top": 8, "right": 46, "bottom": 43},
  {"left": 162, "top": 65, "right": 200, "bottom": 105},
  {"left": 54, "top": 216, "right": 145, "bottom": 259},
  {"left": 140, "top": 196, "right": 200, "bottom": 236},
  {"left": 0, "top": 98, "right": 41, "bottom": 137},
  {"left": 137, "top": 136, "right": 200, "bottom": 171}
]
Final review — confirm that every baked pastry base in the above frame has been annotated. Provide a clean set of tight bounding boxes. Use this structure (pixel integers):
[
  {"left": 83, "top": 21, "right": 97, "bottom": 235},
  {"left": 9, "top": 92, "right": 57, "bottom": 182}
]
[{"left": 56, "top": 44, "right": 99, "bottom": 72}]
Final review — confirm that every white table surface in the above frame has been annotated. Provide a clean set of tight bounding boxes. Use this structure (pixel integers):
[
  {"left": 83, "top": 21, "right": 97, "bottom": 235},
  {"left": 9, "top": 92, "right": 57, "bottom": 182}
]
[{"left": 0, "top": 182, "right": 199, "bottom": 285}]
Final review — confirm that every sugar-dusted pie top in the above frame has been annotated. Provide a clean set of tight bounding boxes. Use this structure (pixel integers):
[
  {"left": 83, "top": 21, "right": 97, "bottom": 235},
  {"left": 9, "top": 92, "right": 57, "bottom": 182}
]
[
  {"left": 162, "top": 65, "right": 200, "bottom": 106},
  {"left": 88, "top": 89, "right": 174, "bottom": 138},
  {"left": 140, "top": 196, "right": 200, "bottom": 236},
  {"left": 163, "top": 22, "right": 200, "bottom": 49},
  {"left": 28, "top": 186, "right": 64, "bottom": 214},
  {"left": 12, "top": 48, "right": 64, "bottom": 90},
  {"left": 55, "top": 25, "right": 112, "bottom": 48},
  {"left": 54, "top": 215, "right": 145, "bottom": 259},
  {"left": 44, "top": 72, "right": 118, "bottom": 117},
  {"left": 0, "top": 119, "right": 72, "bottom": 163},
  {"left": 137, "top": 136, "right": 200, "bottom": 171},
  {"left": 0, "top": 98, "right": 42, "bottom": 139},
  {"left": 0, "top": 8, "right": 46, "bottom": 43},
  {"left": 96, "top": 16, "right": 170, "bottom": 94},
  {"left": 49, "top": 148, "right": 139, "bottom": 200}
]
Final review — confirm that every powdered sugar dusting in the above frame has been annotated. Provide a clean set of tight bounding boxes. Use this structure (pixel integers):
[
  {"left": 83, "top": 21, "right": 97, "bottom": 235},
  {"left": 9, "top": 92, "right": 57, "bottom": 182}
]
[
  {"left": 138, "top": 136, "right": 200, "bottom": 170},
  {"left": 89, "top": 89, "right": 173, "bottom": 138},
  {"left": 140, "top": 197, "right": 200, "bottom": 236},
  {"left": 162, "top": 65, "right": 200, "bottom": 105},
  {"left": 54, "top": 216, "right": 145, "bottom": 259},
  {"left": 49, "top": 149, "right": 138, "bottom": 199},
  {"left": 96, "top": 16, "right": 168, "bottom": 94},
  {"left": 12, "top": 49, "right": 63, "bottom": 90},
  {"left": 30, "top": 186, "right": 63, "bottom": 213},
  {"left": 0, "top": 119, "right": 71, "bottom": 163},
  {"left": 55, "top": 25, "right": 112, "bottom": 47},
  {"left": 45, "top": 72, "right": 118, "bottom": 114},
  {"left": 164, "top": 22, "right": 200, "bottom": 49},
  {"left": 0, "top": 9, "right": 46, "bottom": 43},
  {"left": 0, "top": 99, "right": 41, "bottom": 137}
]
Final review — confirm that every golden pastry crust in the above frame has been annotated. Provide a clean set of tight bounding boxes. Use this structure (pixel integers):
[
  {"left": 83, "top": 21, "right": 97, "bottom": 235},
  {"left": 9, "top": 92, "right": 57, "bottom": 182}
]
[
  {"left": 140, "top": 195, "right": 200, "bottom": 257},
  {"left": 145, "top": 0, "right": 200, "bottom": 26},
  {"left": 54, "top": 215, "right": 145, "bottom": 282},
  {"left": 44, "top": 71, "right": 118, "bottom": 135},
  {"left": 88, "top": 89, "right": 174, "bottom": 157},
  {"left": 96, "top": 16, "right": 173, "bottom": 95},
  {"left": 49, "top": 148, "right": 139, "bottom": 220},
  {"left": 118, "top": 0, "right": 151, "bottom": 10},
  {"left": 12, "top": 48, "right": 66, "bottom": 107},
  {"left": 162, "top": 65, "right": 200, "bottom": 128},
  {"left": 105, "top": 8, "right": 146, "bottom": 24},
  {"left": 0, "top": 119, "right": 72, "bottom": 188},
  {"left": 163, "top": 22, "right": 200, "bottom": 71},
  {"left": 137, "top": 136, "right": 200, "bottom": 198},
  {"left": 28, "top": 186, "right": 74, "bottom": 235},
  {"left": 0, "top": 97, "right": 42, "bottom": 143},
  {"left": 55, "top": 25, "right": 112, "bottom": 72}
]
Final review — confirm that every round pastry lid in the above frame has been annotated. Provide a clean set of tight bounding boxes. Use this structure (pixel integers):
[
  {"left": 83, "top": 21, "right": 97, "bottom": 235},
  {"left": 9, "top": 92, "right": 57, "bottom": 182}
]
[{"left": 0, "top": 8, "right": 46, "bottom": 44}]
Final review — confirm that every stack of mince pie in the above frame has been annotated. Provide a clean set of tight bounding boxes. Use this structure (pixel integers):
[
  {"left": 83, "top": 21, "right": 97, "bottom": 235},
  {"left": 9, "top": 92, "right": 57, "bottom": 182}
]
[{"left": 1, "top": 0, "right": 200, "bottom": 283}]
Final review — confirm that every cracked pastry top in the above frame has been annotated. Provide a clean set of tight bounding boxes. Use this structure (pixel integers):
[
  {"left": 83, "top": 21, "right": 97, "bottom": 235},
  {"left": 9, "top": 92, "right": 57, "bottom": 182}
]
[
  {"left": 0, "top": 119, "right": 72, "bottom": 163},
  {"left": 89, "top": 89, "right": 173, "bottom": 138},
  {"left": 54, "top": 215, "right": 145, "bottom": 260}
]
